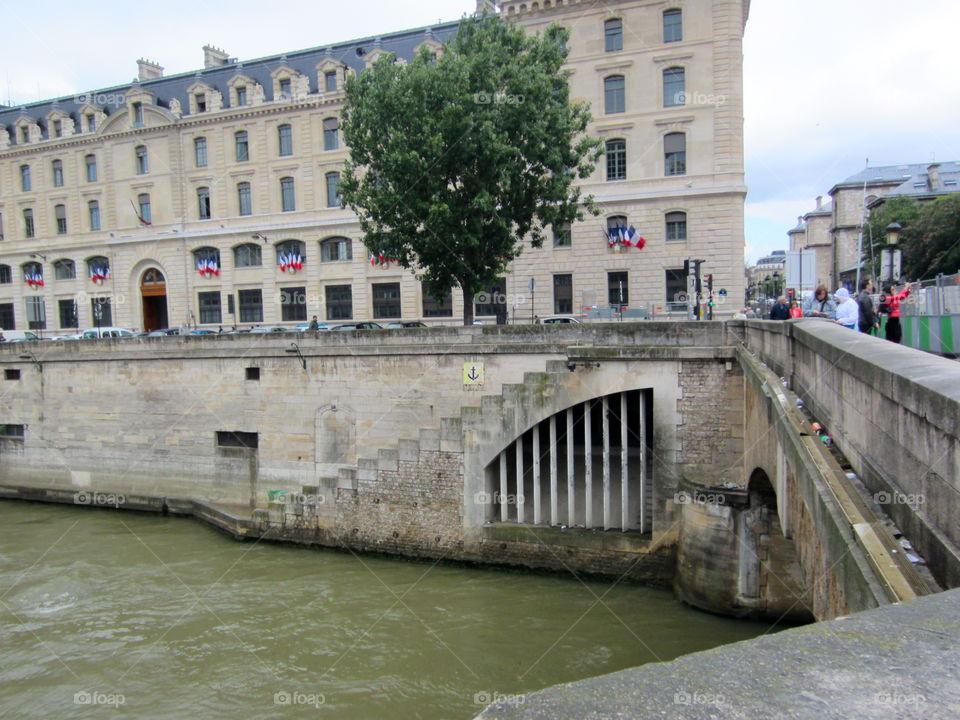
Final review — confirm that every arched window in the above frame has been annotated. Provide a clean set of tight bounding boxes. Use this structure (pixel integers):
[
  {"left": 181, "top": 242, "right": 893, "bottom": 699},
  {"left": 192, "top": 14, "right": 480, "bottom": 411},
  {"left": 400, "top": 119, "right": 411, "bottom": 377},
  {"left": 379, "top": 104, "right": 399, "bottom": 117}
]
[
  {"left": 665, "top": 211, "right": 687, "bottom": 241},
  {"left": 664, "top": 132, "right": 686, "bottom": 176},
  {"left": 663, "top": 8, "right": 682, "bottom": 43},
  {"left": 278, "top": 123, "right": 293, "bottom": 156},
  {"left": 323, "top": 118, "right": 340, "bottom": 151},
  {"left": 605, "top": 139, "right": 626, "bottom": 181},
  {"left": 276, "top": 240, "right": 305, "bottom": 272},
  {"left": 604, "top": 18, "right": 623, "bottom": 52},
  {"left": 86, "top": 256, "right": 110, "bottom": 282},
  {"left": 54, "top": 259, "right": 76, "bottom": 280},
  {"left": 663, "top": 67, "right": 685, "bottom": 107},
  {"left": 142, "top": 268, "right": 165, "bottom": 285},
  {"left": 320, "top": 236, "right": 353, "bottom": 262},
  {"left": 234, "top": 243, "right": 262, "bottom": 268},
  {"left": 604, "top": 75, "right": 625, "bottom": 114},
  {"left": 192, "top": 247, "right": 221, "bottom": 277}
]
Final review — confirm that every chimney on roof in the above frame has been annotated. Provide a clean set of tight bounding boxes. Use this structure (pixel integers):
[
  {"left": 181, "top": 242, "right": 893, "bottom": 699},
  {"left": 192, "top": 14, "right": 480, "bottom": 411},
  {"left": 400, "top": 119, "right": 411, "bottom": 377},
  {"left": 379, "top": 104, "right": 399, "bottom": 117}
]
[
  {"left": 927, "top": 163, "right": 941, "bottom": 191},
  {"left": 137, "top": 58, "right": 164, "bottom": 81},
  {"left": 203, "top": 45, "right": 231, "bottom": 68},
  {"left": 815, "top": 195, "right": 822, "bottom": 210}
]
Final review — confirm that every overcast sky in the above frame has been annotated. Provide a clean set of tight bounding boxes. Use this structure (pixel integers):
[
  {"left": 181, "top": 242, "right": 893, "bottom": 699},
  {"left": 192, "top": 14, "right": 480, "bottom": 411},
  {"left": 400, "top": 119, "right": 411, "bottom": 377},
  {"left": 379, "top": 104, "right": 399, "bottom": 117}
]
[{"left": 2, "top": 0, "right": 957, "bottom": 265}]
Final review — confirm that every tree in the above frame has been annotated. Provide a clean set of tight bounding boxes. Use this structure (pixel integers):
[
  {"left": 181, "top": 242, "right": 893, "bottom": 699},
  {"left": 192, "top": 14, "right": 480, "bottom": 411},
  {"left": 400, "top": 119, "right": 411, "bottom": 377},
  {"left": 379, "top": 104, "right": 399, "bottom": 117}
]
[
  {"left": 340, "top": 13, "right": 602, "bottom": 325},
  {"left": 864, "top": 194, "right": 960, "bottom": 281}
]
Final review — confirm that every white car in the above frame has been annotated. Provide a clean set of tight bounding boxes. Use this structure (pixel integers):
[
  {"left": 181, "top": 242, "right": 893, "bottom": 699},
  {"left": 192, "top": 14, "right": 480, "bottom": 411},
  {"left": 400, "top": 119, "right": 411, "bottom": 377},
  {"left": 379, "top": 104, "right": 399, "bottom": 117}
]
[
  {"left": 536, "top": 315, "right": 581, "bottom": 324},
  {"left": 81, "top": 327, "right": 135, "bottom": 339}
]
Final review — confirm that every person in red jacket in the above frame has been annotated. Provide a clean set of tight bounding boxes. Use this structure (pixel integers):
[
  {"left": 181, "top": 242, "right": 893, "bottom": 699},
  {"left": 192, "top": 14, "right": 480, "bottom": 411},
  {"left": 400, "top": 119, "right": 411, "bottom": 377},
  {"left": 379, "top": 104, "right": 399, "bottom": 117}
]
[
  {"left": 788, "top": 299, "right": 803, "bottom": 319},
  {"left": 880, "top": 283, "right": 915, "bottom": 344}
]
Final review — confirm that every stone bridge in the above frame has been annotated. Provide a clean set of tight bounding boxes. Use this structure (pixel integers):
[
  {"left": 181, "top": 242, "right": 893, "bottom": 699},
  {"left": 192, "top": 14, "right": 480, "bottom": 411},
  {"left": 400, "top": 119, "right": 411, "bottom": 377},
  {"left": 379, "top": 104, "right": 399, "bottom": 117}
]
[{"left": 1, "top": 321, "right": 956, "bottom": 622}]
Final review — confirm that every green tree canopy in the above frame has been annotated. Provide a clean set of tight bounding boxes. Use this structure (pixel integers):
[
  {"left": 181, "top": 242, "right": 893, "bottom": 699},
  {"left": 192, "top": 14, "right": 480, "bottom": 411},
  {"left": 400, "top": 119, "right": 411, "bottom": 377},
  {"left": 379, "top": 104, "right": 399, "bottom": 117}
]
[
  {"left": 340, "top": 13, "right": 602, "bottom": 324},
  {"left": 865, "top": 194, "right": 960, "bottom": 282}
]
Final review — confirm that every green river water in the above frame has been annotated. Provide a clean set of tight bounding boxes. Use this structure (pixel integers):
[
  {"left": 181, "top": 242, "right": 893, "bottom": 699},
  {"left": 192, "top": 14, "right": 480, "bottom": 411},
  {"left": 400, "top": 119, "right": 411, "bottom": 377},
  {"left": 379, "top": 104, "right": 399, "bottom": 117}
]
[{"left": 0, "top": 501, "right": 776, "bottom": 719}]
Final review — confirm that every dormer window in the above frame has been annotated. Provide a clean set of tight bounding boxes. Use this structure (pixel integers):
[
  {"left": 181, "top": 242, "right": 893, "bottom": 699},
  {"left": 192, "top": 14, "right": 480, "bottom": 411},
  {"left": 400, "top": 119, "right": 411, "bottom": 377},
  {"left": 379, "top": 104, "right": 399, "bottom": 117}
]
[
  {"left": 279, "top": 78, "right": 291, "bottom": 100},
  {"left": 132, "top": 102, "right": 144, "bottom": 126},
  {"left": 324, "top": 71, "right": 337, "bottom": 92},
  {"left": 195, "top": 93, "right": 207, "bottom": 113},
  {"left": 20, "top": 127, "right": 29, "bottom": 144},
  {"left": 86, "top": 114, "right": 96, "bottom": 132},
  {"left": 53, "top": 120, "right": 62, "bottom": 138},
  {"left": 236, "top": 86, "right": 247, "bottom": 106}
]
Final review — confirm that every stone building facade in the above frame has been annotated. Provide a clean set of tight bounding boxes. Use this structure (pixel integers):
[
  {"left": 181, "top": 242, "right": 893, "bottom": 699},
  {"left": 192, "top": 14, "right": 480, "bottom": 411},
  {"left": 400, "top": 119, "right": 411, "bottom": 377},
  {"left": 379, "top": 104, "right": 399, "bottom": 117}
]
[{"left": 0, "top": 0, "right": 749, "bottom": 333}]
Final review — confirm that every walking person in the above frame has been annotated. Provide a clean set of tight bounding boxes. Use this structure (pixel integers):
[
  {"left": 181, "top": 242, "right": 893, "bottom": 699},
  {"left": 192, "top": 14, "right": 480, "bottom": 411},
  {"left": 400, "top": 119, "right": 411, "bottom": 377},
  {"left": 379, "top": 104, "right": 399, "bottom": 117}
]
[
  {"left": 769, "top": 297, "right": 790, "bottom": 320},
  {"left": 308, "top": 315, "right": 320, "bottom": 334},
  {"left": 834, "top": 288, "right": 858, "bottom": 330},
  {"left": 880, "top": 283, "right": 915, "bottom": 344},
  {"left": 858, "top": 279, "right": 878, "bottom": 334},
  {"left": 802, "top": 285, "right": 837, "bottom": 320}
]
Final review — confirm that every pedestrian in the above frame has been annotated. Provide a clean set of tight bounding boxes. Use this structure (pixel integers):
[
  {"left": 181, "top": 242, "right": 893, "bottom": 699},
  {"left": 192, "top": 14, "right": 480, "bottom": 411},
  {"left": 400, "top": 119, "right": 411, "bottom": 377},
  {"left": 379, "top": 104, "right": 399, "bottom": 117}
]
[
  {"left": 308, "top": 315, "right": 319, "bottom": 333},
  {"left": 769, "top": 297, "right": 790, "bottom": 320},
  {"left": 880, "top": 283, "right": 915, "bottom": 344},
  {"left": 789, "top": 299, "right": 803, "bottom": 319},
  {"left": 217, "top": 325, "right": 223, "bottom": 334},
  {"left": 857, "top": 279, "right": 878, "bottom": 334},
  {"left": 802, "top": 284, "right": 837, "bottom": 320},
  {"left": 0, "top": 331, "right": 5, "bottom": 342},
  {"left": 744, "top": 307, "right": 757, "bottom": 319},
  {"left": 834, "top": 288, "right": 858, "bottom": 329}
]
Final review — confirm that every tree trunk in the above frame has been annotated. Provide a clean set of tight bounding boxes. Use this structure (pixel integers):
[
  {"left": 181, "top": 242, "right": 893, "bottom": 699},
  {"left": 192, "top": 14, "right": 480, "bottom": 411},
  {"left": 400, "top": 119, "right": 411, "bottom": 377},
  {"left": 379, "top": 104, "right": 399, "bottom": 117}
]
[{"left": 462, "top": 285, "right": 475, "bottom": 326}]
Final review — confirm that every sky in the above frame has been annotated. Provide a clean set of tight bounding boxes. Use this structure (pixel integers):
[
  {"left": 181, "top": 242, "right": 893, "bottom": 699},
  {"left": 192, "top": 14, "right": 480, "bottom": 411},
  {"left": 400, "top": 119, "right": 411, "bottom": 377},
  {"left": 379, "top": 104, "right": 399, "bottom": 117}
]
[{"left": 2, "top": 0, "right": 958, "bottom": 265}]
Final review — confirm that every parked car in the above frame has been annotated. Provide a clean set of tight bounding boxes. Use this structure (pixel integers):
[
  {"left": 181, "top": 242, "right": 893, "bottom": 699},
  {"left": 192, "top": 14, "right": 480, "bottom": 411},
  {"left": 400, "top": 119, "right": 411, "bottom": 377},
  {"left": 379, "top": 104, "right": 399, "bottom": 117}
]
[
  {"left": 189, "top": 329, "right": 217, "bottom": 335},
  {"left": 330, "top": 322, "right": 383, "bottom": 330},
  {"left": 248, "top": 325, "right": 287, "bottom": 334},
  {"left": 49, "top": 334, "right": 82, "bottom": 341},
  {"left": 2, "top": 330, "right": 42, "bottom": 342},
  {"left": 536, "top": 315, "right": 581, "bottom": 324},
  {"left": 81, "top": 327, "right": 135, "bottom": 339},
  {"left": 293, "top": 322, "right": 330, "bottom": 332},
  {"left": 385, "top": 321, "right": 428, "bottom": 328}
]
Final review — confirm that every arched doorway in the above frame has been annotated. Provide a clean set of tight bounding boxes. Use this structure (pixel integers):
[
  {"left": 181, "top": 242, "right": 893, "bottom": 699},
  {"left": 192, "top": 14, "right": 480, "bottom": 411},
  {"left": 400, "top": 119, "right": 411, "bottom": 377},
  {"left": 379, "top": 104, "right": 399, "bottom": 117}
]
[{"left": 141, "top": 268, "right": 168, "bottom": 331}]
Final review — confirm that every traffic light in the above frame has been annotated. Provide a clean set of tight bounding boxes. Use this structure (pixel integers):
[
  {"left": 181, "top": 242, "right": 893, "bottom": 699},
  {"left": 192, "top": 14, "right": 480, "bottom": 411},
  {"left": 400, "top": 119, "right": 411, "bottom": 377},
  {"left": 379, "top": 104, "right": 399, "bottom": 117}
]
[{"left": 705, "top": 274, "right": 713, "bottom": 293}]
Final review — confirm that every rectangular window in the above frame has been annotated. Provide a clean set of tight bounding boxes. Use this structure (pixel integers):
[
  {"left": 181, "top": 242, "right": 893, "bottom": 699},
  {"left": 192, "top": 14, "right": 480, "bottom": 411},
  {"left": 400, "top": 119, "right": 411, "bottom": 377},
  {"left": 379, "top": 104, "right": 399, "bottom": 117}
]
[
  {"left": 0, "top": 424, "right": 25, "bottom": 439},
  {"left": 23, "top": 209, "right": 34, "bottom": 239},
  {"left": 323, "top": 118, "right": 339, "bottom": 151},
  {"left": 52, "top": 160, "right": 64, "bottom": 187},
  {"left": 325, "top": 71, "right": 337, "bottom": 93},
  {"left": 245, "top": 367, "right": 260, "bottom": 381},
  {"left": 664, "top": 133, "right": 686, "bottom": 176},
  {"left": 58, "top": 299, "right": 78, "bottom": 329},
  {"left": 198, "top": 291, "right": 222, "bottom": 325},
  {"left": 85, "top": 155, "right": 97, "bottom": 182},
  {"left": 132, "top": 102, "right": 144, "bottom": 126},
  {"left": 665, "top": 212, "right": 687, "bottom": 241},
  {"left": 53, "top": 120, "right": 62, "bottom": 138},
  {"left": 216, "top": 431, "right": 258, "bottom": 449},
  {"left": 138, "top": 194, "right": 152, "bottom": 224},
  {"left": 238, "top": 289, "right": 263, "bottom": 323},
  {"left": 326, "top": 172, "right": 341, "bottom": 207},
  {"left": 664, "top": 9, "right": 683, "bottom": 43},
  {"left": 553, "top": 274, "right": 573, "bottom": 314},
  {"left": 279, "top": 78, "right": 291, "bottom": 100},
  {"left": 608, "top": 271, "right": 628, "bottom": 309},
  {"left": 475, "top": 279, "right": 506, "bottom": 318},
  {"left": 86, "top": 114, "right": 96, "bottom": 132},
  {"left": 238, "top": 183, "right": 252, "bottom": 216},
  {"left": 553, "top": 223, "right": 572, "bottom": 248},
  {"left": 0, "top": 303, "right": 13, "bottom": 329},
  {"left": 604, "top": 76, "right": 625, "bottom": 114},
  {"left": 198, "top": 187, "right": 211, "bottom": 219},
  {"left": 235, "top": 131, "right": 249, "bottom": 162},
  {"left": 278, "top": 124, "right": 293, "bottom": 156},
  {"left": 55, "top": 205, "right": 67, "bottom": 234},
  {"left": 665, "top": 268, "right": 687, "bottom": 308},
  {"left": 325, "top": 284, "right": 353, "bottom": 321},
  {"left": 195, "top": 93, "right": 207, "bottom": 113},
  {"left": 372, "top": 282, "right": 401, "bottom": 319},
  {"left": 236, "top": 86, "right": 247, "bottom": 106},
  {"left": 280, "top": 177, "right": 295, "bottom": 212},
  {"left": 606, "top": 139, "right": 626, "bottom": 181},
  {"left": 26, "top": 296, "right": 46, "bottom": 330},
  {"left": 55, "top": 260, "right": 75, "bottom": 280},
  {"left": 20, "top": 165, "right": 31, "bottom": 191},
  {"left": 422, "top": 283, "right": 453, "bottom": 318},
  {"left": 4, "top": 369, "right": 20, "bottom": 381},
  {"left": 321, "top": 238, "right": 352, "bottom": 262},
  {"left": 280, "top": 286, "right": 307, "bottom": 321},
  {"left": 89, "top": 201, "right": 101, "bottom": 231},
  {"left": 91, "top": 297, "right": 112, "bottom": 326},
  {"left": 605, "top": 19, "right": 623, "bottom": 52},
  {"left": 135, "top": 146, "right": 148, "bottom": 175},
  {"left": 194, "top": 137, "right": 208, "bottom": 167},
  {"left": 663, "top": 67, "right": 685, "bottom": 107}
]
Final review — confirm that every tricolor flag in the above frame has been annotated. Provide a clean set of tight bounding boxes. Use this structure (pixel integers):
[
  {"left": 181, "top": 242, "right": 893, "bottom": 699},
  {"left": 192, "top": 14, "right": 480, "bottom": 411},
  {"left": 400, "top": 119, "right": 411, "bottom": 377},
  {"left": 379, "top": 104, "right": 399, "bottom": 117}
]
[
  {"left": 279, "top": 252, "right": 289, "bottom": 272},
  {"left": 90, "top": 264, "right": 110, "bottom": 283},
  {"left": 25, "top": 270, "right": 44, "bottom": 288}
]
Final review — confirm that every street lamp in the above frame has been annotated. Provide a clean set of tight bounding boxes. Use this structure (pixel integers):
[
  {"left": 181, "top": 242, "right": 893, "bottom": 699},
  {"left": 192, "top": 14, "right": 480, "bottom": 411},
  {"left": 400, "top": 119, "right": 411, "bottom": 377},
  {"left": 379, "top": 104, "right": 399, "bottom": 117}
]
[
  {"left": 772, "top": 271, "right": 781, "bottom": 298},
  {"left": 881, "top": 222, "right": 902, "bottom": 283}
]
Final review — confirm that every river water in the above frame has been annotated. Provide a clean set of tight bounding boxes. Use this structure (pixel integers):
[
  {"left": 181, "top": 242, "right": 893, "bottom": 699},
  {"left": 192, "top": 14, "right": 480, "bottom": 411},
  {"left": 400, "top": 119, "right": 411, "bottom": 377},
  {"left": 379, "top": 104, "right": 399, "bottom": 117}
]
[{"left": 0, "top": 501, "right": 774, "bottom": 719}]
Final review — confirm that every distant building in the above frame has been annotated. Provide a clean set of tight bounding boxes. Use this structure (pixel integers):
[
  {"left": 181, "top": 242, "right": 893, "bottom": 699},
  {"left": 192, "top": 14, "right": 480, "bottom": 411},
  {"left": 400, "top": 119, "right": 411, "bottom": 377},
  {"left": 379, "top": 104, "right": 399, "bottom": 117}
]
[
  {"left": 788, "top": 162, "right": 959, "bottom": 290},
  {"left": 746, "top": 250, "right": 784, "bottom": 298}
]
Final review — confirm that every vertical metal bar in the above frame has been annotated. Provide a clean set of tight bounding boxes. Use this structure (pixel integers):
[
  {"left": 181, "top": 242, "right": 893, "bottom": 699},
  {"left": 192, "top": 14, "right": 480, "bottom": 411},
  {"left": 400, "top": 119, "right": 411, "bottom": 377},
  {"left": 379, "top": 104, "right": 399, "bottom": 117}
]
[
  {"left": 621, "top": 392, "right": 629, "bottom": 531},
  {"left": 584, "top": 401, "right": 593, "bottom": 529},
  {"left": 515, "top": 435, "right": 524, "bottom": 524},
  {"left": 639, "top": 391, "right": 647, "bottom": 534},
  {"left": 566, "top": 407, "right": 575, "bottom": 527},
  {"left": 499, "top": 451, "right": 508, "bottom": 522},
  {"left": 549, "top": 415, "right": 558, "bottom": 526},
  {"left": 532, "top": 424, "right": 541, "bottom": 525},
  {"left": 602, "top": 395, "right": 611, "bottom": 530}
]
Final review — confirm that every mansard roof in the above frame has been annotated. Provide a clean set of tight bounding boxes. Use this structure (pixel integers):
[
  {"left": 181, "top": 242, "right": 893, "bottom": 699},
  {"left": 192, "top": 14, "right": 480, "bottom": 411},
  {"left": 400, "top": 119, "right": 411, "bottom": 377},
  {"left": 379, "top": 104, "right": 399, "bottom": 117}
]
[{"left": 0, "top": 20, "right": 460, "bottom": 142}]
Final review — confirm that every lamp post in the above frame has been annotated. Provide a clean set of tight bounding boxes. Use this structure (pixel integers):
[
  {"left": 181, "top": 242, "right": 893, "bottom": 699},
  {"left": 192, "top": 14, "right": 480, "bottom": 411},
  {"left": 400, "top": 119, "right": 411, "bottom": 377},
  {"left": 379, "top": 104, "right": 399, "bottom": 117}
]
[
  {"left": 881, "top": 222, "right": 902, "bottom": 284},
  {"left": 772, "top": 271, "right": 782, "bottom": 299}
]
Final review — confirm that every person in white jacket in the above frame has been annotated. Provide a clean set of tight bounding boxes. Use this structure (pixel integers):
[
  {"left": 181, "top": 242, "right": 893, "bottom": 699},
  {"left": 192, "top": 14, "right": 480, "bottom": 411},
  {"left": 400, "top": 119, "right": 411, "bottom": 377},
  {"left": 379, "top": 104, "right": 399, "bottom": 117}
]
[{"left": 834, "top": 287, "right": 858, "bottom": 329}]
